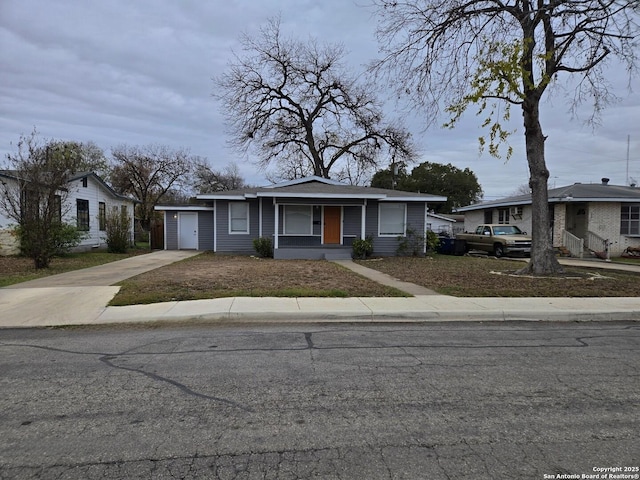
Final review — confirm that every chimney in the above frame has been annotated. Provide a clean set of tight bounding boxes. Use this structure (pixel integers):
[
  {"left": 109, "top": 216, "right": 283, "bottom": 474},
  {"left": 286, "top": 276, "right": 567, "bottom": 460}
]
[{"left": 601, "top": 177, "right": 610, "bottom": 185}]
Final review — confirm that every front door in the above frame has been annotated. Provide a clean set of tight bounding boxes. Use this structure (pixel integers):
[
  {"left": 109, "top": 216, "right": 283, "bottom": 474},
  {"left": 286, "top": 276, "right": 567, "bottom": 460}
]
[
  {"left": 323, "top": 206, "right": 341, "bottom": 244},
  {"left": 178, "top": 212, "right": 198, "bottom": 249}
]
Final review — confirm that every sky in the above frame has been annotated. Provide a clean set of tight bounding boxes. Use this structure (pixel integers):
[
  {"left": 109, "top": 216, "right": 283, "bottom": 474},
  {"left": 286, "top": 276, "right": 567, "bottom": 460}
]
[{"left": 1, "top": 0, "right": 638, "bottom": 200}]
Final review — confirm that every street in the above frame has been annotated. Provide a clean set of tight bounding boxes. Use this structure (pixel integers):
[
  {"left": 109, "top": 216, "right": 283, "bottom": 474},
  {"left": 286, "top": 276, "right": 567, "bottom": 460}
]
[{"left": 1, "top": 321, "right": 638, "bottom": 479}]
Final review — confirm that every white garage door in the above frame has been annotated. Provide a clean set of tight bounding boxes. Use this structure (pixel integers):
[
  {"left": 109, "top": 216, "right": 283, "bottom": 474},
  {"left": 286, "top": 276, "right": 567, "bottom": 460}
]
[{"left": 178, "top": 213, "right": 198, "bottom": 250}]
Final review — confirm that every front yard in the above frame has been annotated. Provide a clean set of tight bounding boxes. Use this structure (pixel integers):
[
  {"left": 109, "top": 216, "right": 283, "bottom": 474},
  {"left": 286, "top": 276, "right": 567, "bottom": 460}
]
[
  {"left": 2, "top": 251, "right": 639, "bottom": 304},
  {"left": 357, "top": 255, "right": 640, "bottom": 297}
]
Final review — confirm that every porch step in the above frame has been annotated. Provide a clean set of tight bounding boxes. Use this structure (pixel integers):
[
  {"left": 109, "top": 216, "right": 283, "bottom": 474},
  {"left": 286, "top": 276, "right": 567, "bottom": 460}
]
[{"left": 323, "top": 251, "right": 353, "bottom": 261}]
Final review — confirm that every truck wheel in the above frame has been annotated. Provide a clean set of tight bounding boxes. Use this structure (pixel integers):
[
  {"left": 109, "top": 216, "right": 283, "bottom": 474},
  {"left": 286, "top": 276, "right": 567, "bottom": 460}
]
[{"left": 493, "top": 244, "right": 504, "bottom": 258}]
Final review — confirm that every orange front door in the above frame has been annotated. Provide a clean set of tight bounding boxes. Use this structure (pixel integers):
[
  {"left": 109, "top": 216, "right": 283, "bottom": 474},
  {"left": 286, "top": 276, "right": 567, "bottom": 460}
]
[{"left": 323, "top": 206, "right": 341, "bottom": 244}]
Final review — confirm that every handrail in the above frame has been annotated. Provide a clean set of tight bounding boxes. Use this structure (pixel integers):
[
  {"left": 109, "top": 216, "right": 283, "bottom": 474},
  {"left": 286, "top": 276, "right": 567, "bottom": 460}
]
[
  {"left": 561, "top": 229, "right": 584, "bottom": 258},
  {"left": 586, "top": 230, "right": 610, "bottom": 260}
]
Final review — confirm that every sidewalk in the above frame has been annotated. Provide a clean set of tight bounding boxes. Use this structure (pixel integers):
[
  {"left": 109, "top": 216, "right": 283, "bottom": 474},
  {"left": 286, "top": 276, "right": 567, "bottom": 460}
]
[{"left": 1, "top": 252, "right": 639, "bottom": 328}]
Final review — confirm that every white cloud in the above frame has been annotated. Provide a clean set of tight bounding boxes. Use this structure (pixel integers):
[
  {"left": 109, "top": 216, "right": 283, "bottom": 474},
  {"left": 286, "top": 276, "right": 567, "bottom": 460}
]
[{"left": 0, "top": 0, "right": 638, "bottom": 196}]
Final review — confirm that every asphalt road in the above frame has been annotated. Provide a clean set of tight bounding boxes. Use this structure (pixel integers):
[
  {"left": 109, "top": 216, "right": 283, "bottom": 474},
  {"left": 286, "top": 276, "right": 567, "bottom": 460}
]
[{"left": 0, "top": 322, "right": 638, "bottom": 480}]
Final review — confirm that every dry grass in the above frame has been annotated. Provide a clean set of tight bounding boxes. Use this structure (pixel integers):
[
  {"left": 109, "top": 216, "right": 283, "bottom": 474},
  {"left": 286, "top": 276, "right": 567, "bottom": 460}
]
[
  {"left": 357, "top": 255, "right": 640, "bottom": 297},
  {"left": 110, "top": 253, "right": 405, "bottom": 305},
  {"left": 0, "top": 249, "right": 149, "bottom": 287}
]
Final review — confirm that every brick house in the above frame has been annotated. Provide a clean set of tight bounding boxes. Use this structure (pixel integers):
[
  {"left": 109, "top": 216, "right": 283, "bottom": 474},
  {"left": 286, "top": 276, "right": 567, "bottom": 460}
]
[{"left": 455, "top": 178, "right": 640, "bottom": 258}]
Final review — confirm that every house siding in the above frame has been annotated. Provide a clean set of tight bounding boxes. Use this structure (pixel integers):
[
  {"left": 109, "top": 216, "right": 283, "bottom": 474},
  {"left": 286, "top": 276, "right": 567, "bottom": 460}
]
[
  {"left": 165, "top": 213, "right": 178, "bottom": 250},
  {"left": 198, "top": 211, "right": 214, "bottom": 250},
  {"left": 216, "top": 199, "right": 260, "bottom": 254},
  {"left": 366, "top": 201, "right": 427, "bottom": 256}
]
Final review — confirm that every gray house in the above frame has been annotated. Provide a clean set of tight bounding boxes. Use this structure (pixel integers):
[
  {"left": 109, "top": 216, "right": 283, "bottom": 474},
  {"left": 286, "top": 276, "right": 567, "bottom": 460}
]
[{"left": 156, "top": 176, "right": 446, "bottom": 259}]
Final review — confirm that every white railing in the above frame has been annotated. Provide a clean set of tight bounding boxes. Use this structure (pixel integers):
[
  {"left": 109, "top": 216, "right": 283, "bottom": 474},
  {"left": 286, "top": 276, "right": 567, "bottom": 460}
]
[
  {"left": 562, "top": 229, "right": 584, "bottom": 258},
  {"left": 586, "top": 230, "right": 610, "bottom": 260}
]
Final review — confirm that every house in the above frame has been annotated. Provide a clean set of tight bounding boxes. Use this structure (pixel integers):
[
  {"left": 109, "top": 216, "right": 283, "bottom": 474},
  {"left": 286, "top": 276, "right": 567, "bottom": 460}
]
[
  {"left": 426, "top": 212, "right": 457, "bottom": 237},
  {"left": 455, "top": 178, "right": 640, "bottom": 258},
  {"left": 0, "top": 171, "right": 137, "bottom": 255},
  {"left": 155, "top": 176, "right": 447, "bottom": 259}
]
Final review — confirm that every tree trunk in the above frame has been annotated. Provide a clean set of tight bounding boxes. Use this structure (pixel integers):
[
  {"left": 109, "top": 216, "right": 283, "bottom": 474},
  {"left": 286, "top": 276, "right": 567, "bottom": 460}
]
[{"left": 517, "top": 95, "right": 564, "bottom": 275}]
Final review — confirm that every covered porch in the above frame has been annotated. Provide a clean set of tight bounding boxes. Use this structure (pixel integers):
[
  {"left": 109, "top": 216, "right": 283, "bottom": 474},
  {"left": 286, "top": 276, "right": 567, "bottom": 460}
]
[{"left": 270, "top": 202, "right": 365, "bottom": 260}]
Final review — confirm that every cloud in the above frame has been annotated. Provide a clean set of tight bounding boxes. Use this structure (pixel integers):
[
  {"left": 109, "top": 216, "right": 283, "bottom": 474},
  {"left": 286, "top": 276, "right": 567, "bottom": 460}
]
[{"left": 0, "top": 0, "right": 638, "bottom": 195}]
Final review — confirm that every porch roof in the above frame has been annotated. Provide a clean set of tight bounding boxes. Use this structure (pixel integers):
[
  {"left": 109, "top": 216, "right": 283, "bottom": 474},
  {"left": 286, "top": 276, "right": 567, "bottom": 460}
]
[{"left": 196, "top": 176, "right": 447, "bottom": 203}]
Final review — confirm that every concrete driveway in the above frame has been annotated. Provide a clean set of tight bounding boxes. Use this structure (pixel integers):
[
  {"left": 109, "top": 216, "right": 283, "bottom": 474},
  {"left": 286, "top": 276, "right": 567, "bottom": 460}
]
[{"left": 0, "top": 250, "right": 201, "bottom": 327}]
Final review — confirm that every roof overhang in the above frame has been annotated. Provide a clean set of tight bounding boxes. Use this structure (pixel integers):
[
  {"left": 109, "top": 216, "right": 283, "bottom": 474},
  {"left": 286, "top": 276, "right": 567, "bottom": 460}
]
[{"left": 154, "top": 205, "right": 214, "bottom": 211}]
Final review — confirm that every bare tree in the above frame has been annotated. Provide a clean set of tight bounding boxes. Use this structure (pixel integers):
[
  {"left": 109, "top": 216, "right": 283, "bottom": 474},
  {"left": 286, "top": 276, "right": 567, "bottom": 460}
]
[
  {"left": 193, "top": 161, "right": 246, "bottom": 193},
  {"left": 214, "top": 16, "right": 415, "bottom": 184},
  {"left": 109, "top": 145, "right": 197, "bottom": 231},
  {"left": 371, "top": 1, "right": 638, "bottom": 274},
  {"left": 0, "top": 131, "right": 86, "bottom": 268}
]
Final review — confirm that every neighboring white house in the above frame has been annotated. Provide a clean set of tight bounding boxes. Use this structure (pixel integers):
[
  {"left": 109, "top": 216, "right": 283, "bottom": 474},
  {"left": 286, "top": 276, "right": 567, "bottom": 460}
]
[
  {"left": 0, "top": 171, "right": 137, "bottom": 255},
  {"left": 455, "top": 178, "right": 640, "bottom": 258},
  {"left": 426, "top": 212, "right": 456, "bottom": 236}
]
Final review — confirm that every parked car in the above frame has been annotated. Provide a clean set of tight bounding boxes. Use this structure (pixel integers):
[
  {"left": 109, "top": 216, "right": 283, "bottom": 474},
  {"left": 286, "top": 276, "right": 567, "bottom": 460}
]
[{"left": 457, "top": 224, "right": 532, "bottom": 258}]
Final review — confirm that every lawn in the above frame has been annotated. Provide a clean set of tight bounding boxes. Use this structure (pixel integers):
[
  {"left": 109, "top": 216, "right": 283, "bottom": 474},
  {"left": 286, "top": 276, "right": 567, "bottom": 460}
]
[
  {"left": 3, "top": 250, "right": 639, "bottom": 303},
  {"left": 0, "top": 248, "right": 150, "bottom": 287},
  {"left": 356, "top": 255, "right": 640, "bottom": 297},
  {"left": 110, "top": 252, "right": 405, "bottom": 305}
]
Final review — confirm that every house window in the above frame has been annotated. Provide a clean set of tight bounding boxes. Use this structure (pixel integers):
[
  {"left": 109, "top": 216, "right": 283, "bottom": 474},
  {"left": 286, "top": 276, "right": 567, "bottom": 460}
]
[
  {"left": 621, "top": 205, "right": 640, "bottom": 235},
  {"left": 229, "top": 202, "right": 249, "bottom": 234},
  {"left": 484, "top": 210, "right": 493, "bottom": 224},
  {"left": 498, "top": 208, "right": 510, "bottom": 224},
  {"left": 99, "top": 202, "right": 106, "bottom": 230},
  {"left": 379, "top": 203, "right": 406, "bottom": 236},
  {"left": 77, "top": 199, "right": 90, "bottom": 231},
  {"left": 82, "top": 177, "right": 88, "bottom": 188},
  {"left": 284, "top": 205, "right": 312, "bottom": 235},
  {"left": 53, "top": 195, "right": 62, "bottom": 222},
  {"left": 121, "top": 205, "right": 127, "bottom": 218}
]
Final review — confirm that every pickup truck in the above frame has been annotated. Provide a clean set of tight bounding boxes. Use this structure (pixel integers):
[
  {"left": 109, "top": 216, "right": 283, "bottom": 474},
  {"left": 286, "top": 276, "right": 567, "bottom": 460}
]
[{"left": 457, "top": 224, "right": 532, "bottom": 258}]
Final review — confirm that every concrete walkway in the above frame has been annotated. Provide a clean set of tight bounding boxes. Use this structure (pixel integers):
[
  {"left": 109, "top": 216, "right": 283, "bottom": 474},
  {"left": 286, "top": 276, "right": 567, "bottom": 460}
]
[{"left": 0, "top": 252, "right": 639, "bottom": 328}]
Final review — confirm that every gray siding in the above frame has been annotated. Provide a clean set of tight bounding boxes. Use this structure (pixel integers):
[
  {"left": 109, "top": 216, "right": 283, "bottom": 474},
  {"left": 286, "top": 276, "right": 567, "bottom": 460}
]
[
  {"left": 216, "top": 199, "right": 259, "bottom": 254},
  {"left": 342, "top": 206, "right": 362, "bottom": 238},
  {"left": 366, "top": 201, "right": 427, "bottom": 256},
  {"left": 198, "top": 211, "right": 214, "bottom": 250},
  {"left": 165, "top": 214, "right": 178, "bottom": 250}
]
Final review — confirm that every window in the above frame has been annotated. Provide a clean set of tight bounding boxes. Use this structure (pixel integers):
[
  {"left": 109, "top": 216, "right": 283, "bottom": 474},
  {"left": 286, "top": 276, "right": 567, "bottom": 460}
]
[
  {"left": 621, "top": 205, "right": 640, "bottom": 235},
  {"left": 77, "top": 199, "right": 90, "bottom": 231},
  {"left": 484, "top": 209, "right": 493, "bottom": 224},
  {"left": 99, "top": 202, "right": 106, "bottom": 230},
  {"left": 498, "top": 208, "right": 510, "bottom": 224},
  {"left": 53, "top": 195, "right": 62, "bottom": 223},
  {"left": 379, "top": 203, "right": 406, "bottom": 236},
  {"left": 284, "top": 205, "right": 312, "bottom": 235},
  {"left": 229, "top": 202, "right": 249, "bottom": 234},
  {"left": 82, "top": 177, "right": 88, "bottom": 188},
  {"left": 121, "top": 205, "right": 127, "bottom": 218}
]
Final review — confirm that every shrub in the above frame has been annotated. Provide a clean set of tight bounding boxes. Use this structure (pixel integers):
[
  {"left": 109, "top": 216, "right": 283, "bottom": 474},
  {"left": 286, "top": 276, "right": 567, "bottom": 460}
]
[
  {"left": 253, "top": 237, "right": 273, "bottom": 258},
  {"left": 426, "top": 230, "right": 440, "bottom": 253},
  {"left": 104, "top": 208, "right": 132, "bottom": 253},
  {"left": 396, "top": 227, "right": 425, "bottom": 256},
  {"left": 352, "top": 235, "right": 374, "bottom": 259},
  {"left": 15, "top": 222, "right": 85, "bottom": 269}
]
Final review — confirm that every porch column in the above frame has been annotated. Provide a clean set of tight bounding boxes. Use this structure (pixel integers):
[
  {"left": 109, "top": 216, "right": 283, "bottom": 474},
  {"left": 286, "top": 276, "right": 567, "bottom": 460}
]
[
  {"left": 361, "top": 200, "right": 367, "bottom": 240},
  {"left": 424, "top": 202, "right": 428, "bottom": 255},
  {"left": 274, "top": 201, "right": 279, "bottom": 250},
  {"left": 213, "top": 200, "right": 217, "bottom": 253}
]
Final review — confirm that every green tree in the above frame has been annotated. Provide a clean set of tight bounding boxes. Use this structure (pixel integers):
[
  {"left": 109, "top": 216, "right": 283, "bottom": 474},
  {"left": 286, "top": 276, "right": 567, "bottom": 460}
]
[
  {"left": 371, "top": 1, "right": 638, "bottom": 275},
  {"left": 0, "top": 131, "right": 86, "bottom": 269},
  {"left": 371, "top": 161, "right": 483, "bottom": 213}
]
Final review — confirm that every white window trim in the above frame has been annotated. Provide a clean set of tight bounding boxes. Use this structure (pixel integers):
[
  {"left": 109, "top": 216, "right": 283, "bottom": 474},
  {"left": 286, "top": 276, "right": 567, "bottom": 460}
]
[
  {"left": 228, "top": 202, "right": 249, "bottom": 234},
  {"left": 378, "top": 202, "right": 407, "bottom": 237},
  {"left": 283, "top": 205, "right": 313, "bottom": 235}
]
